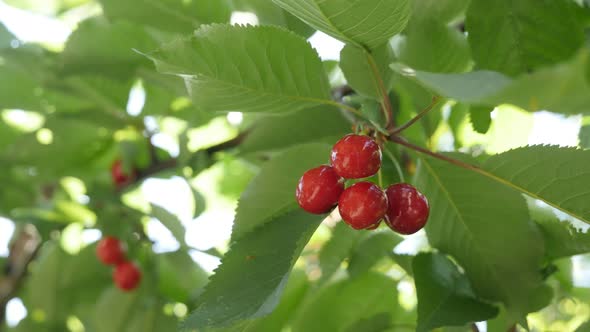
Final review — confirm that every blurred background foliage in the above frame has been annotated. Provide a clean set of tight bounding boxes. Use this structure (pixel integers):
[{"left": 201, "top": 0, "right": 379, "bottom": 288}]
[{"left": 0, "top": 0, "right": 589, "bottom": 331}]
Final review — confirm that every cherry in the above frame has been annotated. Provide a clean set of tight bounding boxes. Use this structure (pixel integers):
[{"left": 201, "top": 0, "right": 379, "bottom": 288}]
[
  {"left": 338, "top": 182, "right": 388, "bottom": 230},
  {"left": 384, "top": 183, "right": 429, "bottom": 235},
  {"left": 330, "top": 134, "right": 382, "bottom": 179},
  {"left": 113, "top": 261, "right": 142, "bottom": 291},
  {"left": 111, "top": 159, "right": 135, "bottom": 186},
  {"left": 96, "top": 236, "right": 126, "bottom": 266},
  {"left": 296, "top": 165, "right": 345, "bottom": 214}
]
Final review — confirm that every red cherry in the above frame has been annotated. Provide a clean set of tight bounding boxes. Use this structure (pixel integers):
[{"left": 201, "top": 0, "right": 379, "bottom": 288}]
[
  {"left": 384, "top": 183, "right": 429, "bottom": 235},
  {"left": 338, "top": 182, "right": 388, "bottom": 230},
  {"left": 296, "top": 165, "right": 345, "bottom": 214},
  {"left": 111, "top": 160, "right": 135, "bottom": 186},
  {"left": 96, "top": 236, "right": 126, "bottom": 266},
  {"left": 330, "top": 134, "right": 382, "bottom": 179},
  {"left": 113, "top": 261, "right": 142, "bottom": 291}
]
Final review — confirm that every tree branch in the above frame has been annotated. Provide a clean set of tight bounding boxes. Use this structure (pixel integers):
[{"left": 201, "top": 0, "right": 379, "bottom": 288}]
[
  {"left": 389, "top": 96, "right": 442, "bottom": 136},
  {"left": 118, "top": 130, "right": 251, "bottom": 191},
  {"left": 0, "top": 225, "right": 42, "bottom": 326},
  {"left": 388, "top": 135, "right": 481, "bottom": 173}
]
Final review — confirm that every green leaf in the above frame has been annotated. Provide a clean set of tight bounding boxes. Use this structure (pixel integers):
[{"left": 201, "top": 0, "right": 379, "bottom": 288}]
[
  {"left": 411, "top": 0, "right": 470, "bottom": 23},
  {"left": 232, "top": 0, "right": 316, "bottom": 37},
  {"left": 181, "top": 209, "right": 322, "bottom": 330},
  {"left": 348, "top": 230, "right": 403, "bottom": 278},
  {"left": 392, "top": 48, "right": 590, "bottom": 114},
  {"left": 145, "top": 24, "right": 332, "bottom": 114},
  {"left": 344, "top": 312, "right": 393, "bottom": 332},
  {"left": 232, "top": 143, "right": 330, "bottom": 241},
  {"left": 273, "top": 0, "right": 411, "bottom": 49},
  {"left": 99, "top": 0, "right": 231, "bottom": 34},
  {"left": 395, "top": 18, "right": 471, "bottom": 73},
  {"left": 0, "top": 47, "right": 48, "bottom": 110},
  {"left": 27, "top": 243, "right": 69, "bottom": 321},
  {"left": 241, "top": 269, "right": 310, "bottom": 332},
  {"left": 1, "top": 118, "right": 113, "bottom": 179},
  {"left": 150, "top": 203, "right": 186, "bottom": 246},
  {"left": 535, "top": 214, "right": 590, "bottom": 260},
  {"left": 413, "top": 253, "right": 499, "bottom": 332},
  {"left": 318, "top": 222, "right": 363, "bottom": 283},
  {"left": 0, "top": 22, "right": 15, "bottom": 49},
  {"left": 94, "top": 287, "right": 141, "bottom": 332},
  {"left": 359, "top": 99, "right": 388, "bottom": 134},
  {"left": 126, "top": 302, "right": 178, "bottom": 332},
  {"left": 577, "top": 321, "right": 590, "bottom": 332},
  {"left": 157, "top": 251, "right": 209, "bottom": 303},
  {"left": 340, "top": 43, "right": 395, "bottom": 99},
  {"left": 448, "top": 103, "right": 469, "bottom": 148},
  {"left": 415, "top": 153, "right": 547, "bottom": 319},
  {"left": 292, "top": 272, "right": 399, "bottom": 332},
  {"left": 466, "top": 0, "right": 586, "bottom": 76},
  {"left": 483, "top": 146, "right": 590, "bottom": 225},
  {"left": 579, "top": 118, "right": 590, "bottom": 148},
  {"left": 4, "top": 0, "right": 86, "bottom": 15},
  {"left": 469, "top": 105, "right": 493, "bottom": 134},
  {"left": 61, "top": 18, "right": 157, "bottom": 77},
  {"left": 26, "top": 242, "right": 111, "bottom": 323},
  {"left": 239, "top": 107, "right": 349, "bottom": 155}
]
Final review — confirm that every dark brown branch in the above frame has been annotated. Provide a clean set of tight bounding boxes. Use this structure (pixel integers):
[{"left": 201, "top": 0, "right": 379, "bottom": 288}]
[
  {"left": 0, "top": 225, "right": 42, "bottom": 326},
  {"left": 118, "top": 130, "right": 251, "bottom": 191}
]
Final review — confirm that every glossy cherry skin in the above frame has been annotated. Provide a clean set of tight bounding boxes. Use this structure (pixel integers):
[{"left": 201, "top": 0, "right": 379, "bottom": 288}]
[
  {"left": 384, "top": 183, "right": 429, "bottom": 235},
  {"left": 113, "top": 261, "right": 142, "bottom": 291},
  {"left": 96, "top": 236, "right": 126, "bottom": 266},
  {"left": 331, "top": 134, "right": 382, "bottom": 179},
  {"left": 338, "top": 182, "right": 388, "bottom": 230},
  {"left": 296, "top": 165, "right": 345, "bottom": 214},
  {"left": 111, "top": 160, "right": 135, "bottom": 186}
]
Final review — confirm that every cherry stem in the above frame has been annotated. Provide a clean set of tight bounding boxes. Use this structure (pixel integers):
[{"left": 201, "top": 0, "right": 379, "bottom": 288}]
[
  {"left": 389, "top": 96, "right": 442, "bottom": 136},
  {"left": 366, "top": 52, "right": 394, "bottom": 130},
  {"left": 388, "top": 135, "right": 481, "bottom": 173},
  {"left": 383, "top": 147, "right": 406, "bottom": 183}
]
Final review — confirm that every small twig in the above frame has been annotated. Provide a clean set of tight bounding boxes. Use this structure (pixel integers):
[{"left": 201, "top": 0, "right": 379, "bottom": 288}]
[
  {"left": 117, "top": 130, "right": 251, "bottom": 191},
  {"left": 389, "top": 96, "right": 442, "bottom": 136},
  {"left": 0, "top": 226, "right": 42, "bottom": 326},
  {"left": 389, "top": 135, "right": 480, "bottom": 173},
  {"left": 382, "top": 146, "right": 406, "bottom": 183},
  {"left": 205, "top": 130, "right": 250, "bottom": 156}
]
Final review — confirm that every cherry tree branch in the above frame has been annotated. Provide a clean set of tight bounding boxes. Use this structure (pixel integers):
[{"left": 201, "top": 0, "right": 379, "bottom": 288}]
[
  {"left": 389, "top": 96, "right": 442, "bottom": 136},
  {"left": 388, "top": 135, "right": 481, "bottom": 173},
  {"left": 118, "top": 130, "right": 251, "bottom": 191},
  {"left": 0, "top": 226, "right": 42, "bottom": 326}
]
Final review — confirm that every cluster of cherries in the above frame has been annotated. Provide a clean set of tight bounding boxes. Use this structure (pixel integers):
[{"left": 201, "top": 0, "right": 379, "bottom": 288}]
[
  {"left": 96, "top": 236, "right": 142, "bottom": 291},
  {"left": 296, "top": 134, "right": 429, "bottom": 234}
]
